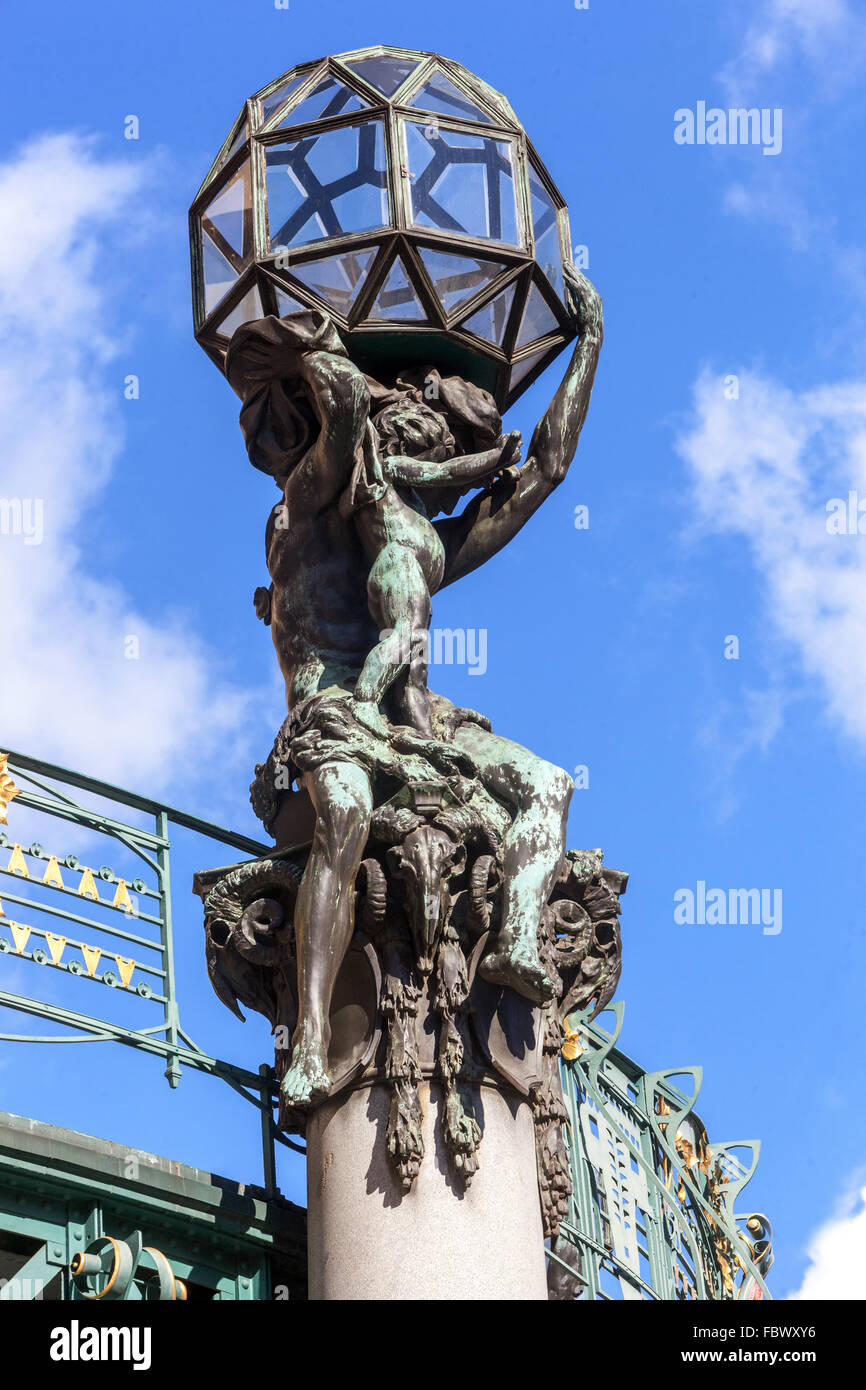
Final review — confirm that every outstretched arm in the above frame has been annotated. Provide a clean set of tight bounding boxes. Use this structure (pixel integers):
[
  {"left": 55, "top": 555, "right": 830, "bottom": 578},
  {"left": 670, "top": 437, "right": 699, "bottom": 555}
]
[
  {"left": 384, "top": 431, "right": 522, "bottom": 488},
  {"left": 436, "top": 267, "right": 603, "bottom": 589}
]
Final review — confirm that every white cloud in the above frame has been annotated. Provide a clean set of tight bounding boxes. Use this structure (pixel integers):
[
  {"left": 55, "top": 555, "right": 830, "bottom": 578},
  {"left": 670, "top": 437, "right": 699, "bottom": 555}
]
[
  {"left": 720, "top": 0, "right": 866, "bottom": 98},
  {"left": 722, "top": 181, "right": 866, "bottom": 307},
  {"left": 0, "top": 134, "right": 255, "bottom": 797},
  {"left": 722, "top": 183, "right": 820, "bottom": 256},
  {"left": 696, "top": 686, "right": 793, "bottom": 821},
  {"left": 678, "top": 369, "right": 866, "bottom": 749},
  {"left": 717, "top": 3, "right": 866, "bottom": 304},
  {"left": 791, "top": 1175, "right": 866, "bottom": 1298}
]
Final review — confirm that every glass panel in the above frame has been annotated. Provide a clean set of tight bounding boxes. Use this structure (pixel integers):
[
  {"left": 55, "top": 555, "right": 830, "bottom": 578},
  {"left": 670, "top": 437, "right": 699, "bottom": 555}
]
[
  {"left": 515, "top": 282, "right": 559, "bottom": 348},
  {"left": 214, "top": 115, "right": 246, "bottom": 174},
  {"left": 202, "top": 230, "right": 239, "bottom": 316},
  {"left": 404, "top": 121, "right": 520, "bottom": 246},
  {"left": 261, "top": 72, "right": 308, "bottom": 126},
  {"left": 346, "top": 55, "right": 419, "bottom": 98},
  {"left": 275, "top": 286, "right": 307, "bottom": 317},
  {"left": 417, "top": 246, "right": 505, "bottom": 314},
  {"left": 366, "top": 256, "right": 427, "bottom": 321},
  {"left": 216, "top": 284, "right": 263, "bottom": 338},
  {"left": 202, "top": 163, "right": 252, "bottom": 259},
  {"left": 276, "top": 76, "right": 368, "bottom": 129},
  {"left": 266, "top": 121, "right": 389, "bottom": 250},
  {"left": 224, "top": 122, "right": 247, "bottom": 162},
  {"left": 509, "top": 345, "right": 549, "bottom": 392},
  {"left": 290, "top": 248, "right": 376, "bottom": 315},
  {"left": 461, "top": 281, "right": 516, "bottom": 346},
  {"left": 409, "top": 72, "right": 492, "bottom": 125},
  {"left": 529, "top": 164, "right": 564, "bottom": 299}
]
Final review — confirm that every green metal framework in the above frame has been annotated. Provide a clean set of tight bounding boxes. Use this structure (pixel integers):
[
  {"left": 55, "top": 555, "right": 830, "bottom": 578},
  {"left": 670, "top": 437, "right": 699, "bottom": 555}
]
[
  {"left": 551, "top": 1003, "right": 773, "bottom": 1301},
  {"left": 0, "top": 750, "right": 772, "bottom": 1300},
  {"left": 0, "top": 750, "right": 301, "bottom": 1192},
  {"left": 0, "top": 1109, "right": 306, "bottom": 1301}
]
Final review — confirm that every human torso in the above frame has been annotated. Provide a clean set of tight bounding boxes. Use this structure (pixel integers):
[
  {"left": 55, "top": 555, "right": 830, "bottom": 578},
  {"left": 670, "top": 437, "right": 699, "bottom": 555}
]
[
  {"left": 353, "top": 485, "right": 446, "bottom": 593},
  {"left": 267, "top": 498, "right": 379, "bottom": 708}
]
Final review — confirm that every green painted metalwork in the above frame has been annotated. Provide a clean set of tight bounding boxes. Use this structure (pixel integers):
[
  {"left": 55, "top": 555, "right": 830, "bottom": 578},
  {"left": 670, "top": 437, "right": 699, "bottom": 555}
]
[
  {"left": 0, "top": 749, "right": 304, "bottom": 1188},
  {"left": 0, "top": 750, "right": 772, "bottom": 1301},
  {"left": 551, "top": 1002, "right": 773, "bottom": 1301},
  {"left": 0, "top": 1110, "right": 306, "bottom": 1300}
]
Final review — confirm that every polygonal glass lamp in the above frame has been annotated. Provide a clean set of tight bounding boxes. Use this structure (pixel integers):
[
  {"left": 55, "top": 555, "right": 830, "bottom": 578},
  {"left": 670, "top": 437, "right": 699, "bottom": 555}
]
[{"left": 189, "top": 45, "right": 576, "bottom": 408}]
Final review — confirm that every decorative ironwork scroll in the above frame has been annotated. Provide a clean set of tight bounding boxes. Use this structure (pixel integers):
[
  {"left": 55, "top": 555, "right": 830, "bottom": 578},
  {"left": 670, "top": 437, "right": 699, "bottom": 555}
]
[
  {"left": 0, "top": 749, "right": 302, "bottom": 1189},
  {"left": 550, "top": 1003, "right": 773, "bottom": 1301}
]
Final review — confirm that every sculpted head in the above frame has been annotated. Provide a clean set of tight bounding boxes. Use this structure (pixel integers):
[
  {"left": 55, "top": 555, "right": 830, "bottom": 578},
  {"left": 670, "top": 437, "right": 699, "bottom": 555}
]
[
  {"left": 372, "top": 373, "right": 505, "bottom": 516},
  {"left": 372, "top": 397, "right": 456, "bottom": 463}
]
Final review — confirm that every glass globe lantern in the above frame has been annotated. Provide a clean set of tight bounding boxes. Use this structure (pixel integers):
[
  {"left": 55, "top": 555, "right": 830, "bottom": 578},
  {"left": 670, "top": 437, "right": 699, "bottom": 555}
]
[{"left": 189, "top": 45, "right": 576, "bottom": 410}]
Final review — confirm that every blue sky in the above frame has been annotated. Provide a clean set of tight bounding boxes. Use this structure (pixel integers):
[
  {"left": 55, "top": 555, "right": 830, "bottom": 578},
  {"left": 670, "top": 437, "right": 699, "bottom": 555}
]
[{"left": 2, "top": 0, "right": 866, "bottom": 1298}]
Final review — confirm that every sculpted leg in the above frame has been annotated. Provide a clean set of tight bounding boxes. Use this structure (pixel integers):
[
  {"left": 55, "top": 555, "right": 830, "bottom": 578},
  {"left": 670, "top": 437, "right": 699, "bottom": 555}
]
[
  {"left": 355, "top": 548, "right": 434, "bottom": 736},
  {"left": 282, "top": 759, "right": 373, "bottom": 1108},
  {"left": 453, "top": 722, "right": 573, "bottom": 1003}
]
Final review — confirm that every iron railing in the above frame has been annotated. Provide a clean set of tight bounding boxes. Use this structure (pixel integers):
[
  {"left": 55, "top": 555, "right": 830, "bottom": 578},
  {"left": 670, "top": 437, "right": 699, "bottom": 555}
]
[
  {"left": 0, "top": 749, "right": 302, "bottom": 1193},
  {"left": 551, "top": 1002, "right": 772, "bottom": 1300},
  {"left": 0, "top": 749, "right": 772, "bottom": 1299}
]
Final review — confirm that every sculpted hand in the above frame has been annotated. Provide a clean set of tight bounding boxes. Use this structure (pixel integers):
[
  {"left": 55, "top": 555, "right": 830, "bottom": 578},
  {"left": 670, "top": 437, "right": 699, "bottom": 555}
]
[
  {"left": 491, "top": 429, "right": 523, "bottom": 485},
  {"left": 232, "top": 334, "right": 304, "bottom": 384},
  {"left": 563, "top": 263, "right": 603, "bottom": 338},
  {"left": 291, "top": 727, "right": 369, "bottom": 772},
  {"left": 498, "top": 429, "right": 522, "bottom": 469}
]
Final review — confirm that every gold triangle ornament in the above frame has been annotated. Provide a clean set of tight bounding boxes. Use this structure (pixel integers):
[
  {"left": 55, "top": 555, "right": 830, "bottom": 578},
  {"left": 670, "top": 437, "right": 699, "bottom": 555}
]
[
  {"left": 45, "top": 933, "right": 66, "bottom": 965},
  {"left": 8, "top": 844, "right": 28, "bottom": 878},
  {"left": 9, "top": 922, "right": 31, "bottom": 954},
  {"left": 43, "top": 856, "right": 65, "bottom": 890},
  {"left": 112, "top": 879, "right": 133, "bottom": 913},
  {"left": 78, "top": 866, "right": 99, "bottom": 901},
  {"left": 115, "top": 955, "right": 135, "bottom": 989},
  {"left": 81, "top": 944, "right": 102, "bottom": 977}
]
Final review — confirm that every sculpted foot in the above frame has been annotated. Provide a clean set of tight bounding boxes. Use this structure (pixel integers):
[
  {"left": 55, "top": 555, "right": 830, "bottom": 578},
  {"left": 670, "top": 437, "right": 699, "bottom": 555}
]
[
  {"left": 479, "top": 944, "right": 555, "bottom": 1005},
  {"left": 281, "top": 1036, "right": 331, "bottom": 1109}
]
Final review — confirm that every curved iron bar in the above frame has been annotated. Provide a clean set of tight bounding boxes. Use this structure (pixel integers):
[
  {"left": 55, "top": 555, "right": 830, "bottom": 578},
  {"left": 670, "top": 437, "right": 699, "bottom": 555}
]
[
  {"left": 641, "top": 1066, "right": 770, "bottom": 1299},
  {"left": 6, "top": 766, "right": 163, "bottom": 877},
  {"left": 0, "top": 745, "right": 301, "bottom": 1186},
  {"left": 559, "top": 1010, "right": 771, "bottom": 1301},
  {"left": 563, "top": 1052, "right": 713, "bottom": 1299},
  {"left": 643, "top": 1070, "right": 746, "bottom": 1290}
]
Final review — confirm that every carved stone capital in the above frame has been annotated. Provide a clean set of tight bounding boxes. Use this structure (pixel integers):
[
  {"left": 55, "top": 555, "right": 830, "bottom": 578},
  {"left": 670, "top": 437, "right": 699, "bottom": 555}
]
[{"left": 195, "top": 802, "right": 627, "bottom": 1229}]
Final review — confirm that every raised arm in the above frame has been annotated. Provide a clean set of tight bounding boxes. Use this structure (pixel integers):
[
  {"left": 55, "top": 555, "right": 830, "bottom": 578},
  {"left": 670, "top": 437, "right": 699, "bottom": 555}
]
[
  {"left": 226, "top": 312, "right": 371, "bottom": 515},
  {"left": 284, "top": 350, "right": 371, "bottom": 515},
  {"left": 436, "top": 267, "right": 603, "bottom": 589}
]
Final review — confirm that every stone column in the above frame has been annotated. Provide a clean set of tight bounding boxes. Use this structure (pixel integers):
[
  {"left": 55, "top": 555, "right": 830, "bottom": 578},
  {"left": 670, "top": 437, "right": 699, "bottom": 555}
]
[
  {"left": 306, "top": 1078, "right": 548, "bottom": 1301},
  {"left": 195, "top": 794, "right": 627, "bottom": 1305}
]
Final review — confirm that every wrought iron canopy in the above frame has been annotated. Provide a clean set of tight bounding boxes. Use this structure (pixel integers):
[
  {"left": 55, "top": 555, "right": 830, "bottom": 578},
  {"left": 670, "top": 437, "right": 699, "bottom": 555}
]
[{"left": 189, "top": 45, "right": 576, "bottom": 409}]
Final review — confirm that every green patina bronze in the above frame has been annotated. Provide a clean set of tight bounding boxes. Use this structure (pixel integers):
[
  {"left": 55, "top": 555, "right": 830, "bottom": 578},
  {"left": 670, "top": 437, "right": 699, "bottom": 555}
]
[
  {"left": 0, "top": 46, "right": 774, "bottom": 1304},
  {"left": 191, "top": 44, "right": 614, "bottom": 1217}
]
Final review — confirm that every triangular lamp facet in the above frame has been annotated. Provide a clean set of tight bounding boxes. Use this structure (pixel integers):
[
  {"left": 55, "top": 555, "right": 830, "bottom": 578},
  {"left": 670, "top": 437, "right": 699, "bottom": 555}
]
[{"left": 366, "top": 256, "right": 427, "bottom": 322}]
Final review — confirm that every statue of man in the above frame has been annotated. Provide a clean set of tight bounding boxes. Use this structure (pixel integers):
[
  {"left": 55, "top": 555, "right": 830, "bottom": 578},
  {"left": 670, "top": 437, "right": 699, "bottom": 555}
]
[{"left": 227, "top": 264, "right": 603, "bottom": 1109}]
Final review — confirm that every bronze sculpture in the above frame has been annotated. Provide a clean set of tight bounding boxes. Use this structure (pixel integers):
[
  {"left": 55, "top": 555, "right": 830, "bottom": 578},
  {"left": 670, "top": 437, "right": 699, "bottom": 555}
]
[
  {"left": 192, "top": 48, "right": 626, "bottom": 1234},
  {"left": 221, "top": 258, "right": 601, "bottom": 1101}
]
